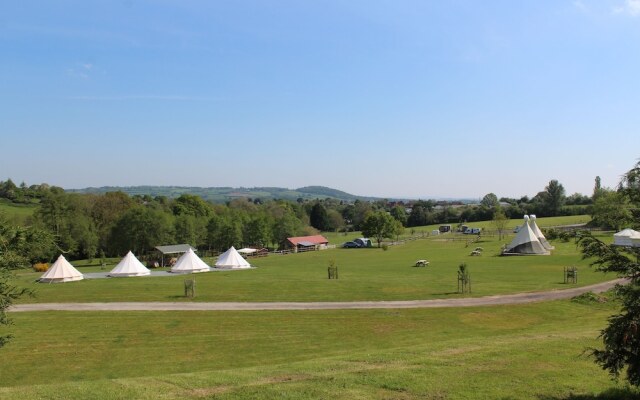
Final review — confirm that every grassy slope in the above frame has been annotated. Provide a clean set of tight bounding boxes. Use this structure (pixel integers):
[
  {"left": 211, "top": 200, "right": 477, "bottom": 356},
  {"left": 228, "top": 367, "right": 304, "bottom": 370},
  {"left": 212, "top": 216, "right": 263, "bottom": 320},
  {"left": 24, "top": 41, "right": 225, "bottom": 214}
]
[
  {"left": 1, "top": 300, "right": 637, "bottom": 399},
  {"left": 0, "top": 199, "right": 37, "bottom": 224},
  {"left": 16, "top": 224, "right": 612, "bottom": 303}
]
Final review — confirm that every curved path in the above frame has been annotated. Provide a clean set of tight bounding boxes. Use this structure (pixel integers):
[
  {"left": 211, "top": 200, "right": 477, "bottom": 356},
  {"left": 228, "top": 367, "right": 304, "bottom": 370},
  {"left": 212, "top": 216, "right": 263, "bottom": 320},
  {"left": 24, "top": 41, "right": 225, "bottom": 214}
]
[{"left": 9, "top": 278, "right": 626, "bottom": 312}]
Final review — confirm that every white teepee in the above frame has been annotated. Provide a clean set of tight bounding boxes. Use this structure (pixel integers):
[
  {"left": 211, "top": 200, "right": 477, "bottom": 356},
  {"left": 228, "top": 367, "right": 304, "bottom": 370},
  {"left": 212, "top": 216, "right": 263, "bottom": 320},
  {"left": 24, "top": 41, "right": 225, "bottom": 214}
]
[
  {"left": 39, "top": 255, "right": 84, "bottom": 283},
  {"left": 528, "top": 215, "right": 554, "bottom": 251},
  {"left": 503, "top": 215, "right": 549, "bottom": 255},
  {"left": 613, "top": 228, "right": 640, "bottom": 247},
  {"left": 170, "top": 248, "right": 211, "bottom": 273},
  {"left": 215, "top": 246, "right": 251, "bottom": 269},
  {"left": 109, "top": 251, "right": 151, "bottom": 277}
]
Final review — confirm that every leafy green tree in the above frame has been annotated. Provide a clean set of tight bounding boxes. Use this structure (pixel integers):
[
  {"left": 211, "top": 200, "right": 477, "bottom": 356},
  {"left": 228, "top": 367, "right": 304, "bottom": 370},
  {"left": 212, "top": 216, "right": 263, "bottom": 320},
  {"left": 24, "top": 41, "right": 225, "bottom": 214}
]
[
  {"left": 390, "top": 205, "right": 408, "bottom": 227},
  {"left": 174, "top": 214, "right": 207, "bottom": 247},
  {"left": 243, "top": 215, "right": 272, "bottom": 247},
  {"left": 480, "top": 193, "right": 499, "bottom": 209},
  {"left": 591, "top": 190, "right": 634, "bottom": 231},
  {"left": 491, "top": 208, "right": 509, "bottom": 240},
  {"left": 172, "top": 194, "right": 212, "bottom": 217},
  {"left": 109, "top": 206, "right": 174, "bottom": 255},
  {"left": 91, "top": 191, "right": 134, "bottom": 250},
  {"left": 361, "top": 211, "right": 397, "bottom": 248},
  {"left": 0, "top": 215, "right": 55, "bottom": 349},
  {"left": 326, "top": 209, "right": 345, "bottom": 232}
]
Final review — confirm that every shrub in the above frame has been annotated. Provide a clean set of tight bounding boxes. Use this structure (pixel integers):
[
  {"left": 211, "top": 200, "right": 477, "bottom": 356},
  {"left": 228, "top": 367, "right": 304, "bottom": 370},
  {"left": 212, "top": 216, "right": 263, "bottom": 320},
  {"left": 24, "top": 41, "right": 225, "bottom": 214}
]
[
  {"left": 32, "top": 262, "right": 49, "bottom": 272},
  {"left": 381, "top": 244, "right": 389, "bottom": 251}
]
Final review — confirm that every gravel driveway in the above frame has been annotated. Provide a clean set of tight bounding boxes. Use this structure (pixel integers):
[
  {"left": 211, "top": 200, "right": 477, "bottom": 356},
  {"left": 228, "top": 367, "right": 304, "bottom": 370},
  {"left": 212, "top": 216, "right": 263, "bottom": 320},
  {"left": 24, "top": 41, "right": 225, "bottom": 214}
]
[{"left": 8, "top": 278, "right": 626, "bottom": 312}]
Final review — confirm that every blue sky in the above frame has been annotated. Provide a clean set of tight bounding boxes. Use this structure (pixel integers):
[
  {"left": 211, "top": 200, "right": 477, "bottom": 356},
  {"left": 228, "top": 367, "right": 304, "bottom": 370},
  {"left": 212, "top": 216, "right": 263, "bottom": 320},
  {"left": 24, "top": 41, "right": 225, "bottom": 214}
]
[{"left": 1, "top": 1, "right": 639, "bottom": 199}]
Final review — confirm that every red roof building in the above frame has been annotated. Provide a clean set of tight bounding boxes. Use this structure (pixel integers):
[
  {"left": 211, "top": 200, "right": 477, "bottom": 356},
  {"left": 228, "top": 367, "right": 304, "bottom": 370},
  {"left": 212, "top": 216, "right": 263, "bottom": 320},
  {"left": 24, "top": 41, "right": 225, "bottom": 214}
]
[{"left": 285, "top": 235, "right": 329, "bottom": 251}]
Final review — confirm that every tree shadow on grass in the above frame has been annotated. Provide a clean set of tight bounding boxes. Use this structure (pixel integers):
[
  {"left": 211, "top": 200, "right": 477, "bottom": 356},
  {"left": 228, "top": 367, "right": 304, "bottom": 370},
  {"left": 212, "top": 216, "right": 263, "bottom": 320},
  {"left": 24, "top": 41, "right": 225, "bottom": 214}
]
[{"left": 534, "top": 387, "right": 640, "bottom": 400}]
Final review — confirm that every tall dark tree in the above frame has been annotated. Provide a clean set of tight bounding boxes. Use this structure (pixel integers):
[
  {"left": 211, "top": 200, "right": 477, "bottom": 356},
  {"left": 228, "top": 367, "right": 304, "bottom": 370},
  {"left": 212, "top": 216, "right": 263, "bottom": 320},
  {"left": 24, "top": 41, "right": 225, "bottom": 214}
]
[
  {"left": 309, "top": 202, "right": 330, "bottom": 231},
  {"left": 578, "top": 159, "right": 640, "bottom": 386},
  {"left": 543, "top": 179, "right": 566, "bottom": 216}
]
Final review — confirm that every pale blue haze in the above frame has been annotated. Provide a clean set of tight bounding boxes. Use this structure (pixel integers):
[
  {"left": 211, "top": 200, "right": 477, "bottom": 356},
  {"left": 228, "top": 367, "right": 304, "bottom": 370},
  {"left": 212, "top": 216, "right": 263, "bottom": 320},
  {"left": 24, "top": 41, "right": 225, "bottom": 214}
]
[{"left": 1, "top": 1, "right": 639, "bottom": 198}]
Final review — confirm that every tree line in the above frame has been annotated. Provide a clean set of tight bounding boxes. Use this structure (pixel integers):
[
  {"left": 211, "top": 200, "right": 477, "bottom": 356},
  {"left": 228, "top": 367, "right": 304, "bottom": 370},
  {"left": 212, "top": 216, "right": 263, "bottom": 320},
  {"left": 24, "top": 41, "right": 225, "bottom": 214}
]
[{"left": 0, "top": 176, "right": 618, "bottom": 262}]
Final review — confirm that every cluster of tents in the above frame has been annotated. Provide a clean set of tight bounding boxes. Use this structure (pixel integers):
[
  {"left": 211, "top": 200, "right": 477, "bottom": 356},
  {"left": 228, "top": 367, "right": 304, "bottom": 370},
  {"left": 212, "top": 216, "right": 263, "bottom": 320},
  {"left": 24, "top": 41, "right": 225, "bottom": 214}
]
[
  {"left": 38, "top": 246, "right": 252, "bottom": 283},
  {"left": 503, "top": 215, "right": 554, "bottom": 256}
]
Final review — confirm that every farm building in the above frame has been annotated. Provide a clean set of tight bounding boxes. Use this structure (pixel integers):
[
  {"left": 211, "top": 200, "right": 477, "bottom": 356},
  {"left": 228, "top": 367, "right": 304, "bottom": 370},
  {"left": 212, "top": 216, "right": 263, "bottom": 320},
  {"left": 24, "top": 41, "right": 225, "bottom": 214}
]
[{"left": 284, "top": 235, "right": 329, "bottom": 252}]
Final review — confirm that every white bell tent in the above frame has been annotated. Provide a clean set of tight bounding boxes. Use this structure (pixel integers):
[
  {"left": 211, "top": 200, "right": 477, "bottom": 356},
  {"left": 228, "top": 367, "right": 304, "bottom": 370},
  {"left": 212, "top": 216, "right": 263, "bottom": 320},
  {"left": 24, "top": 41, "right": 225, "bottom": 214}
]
[
  {"left": 613, "top": 228, "right": 640, "bottom": 247},
  {"left": 109, "top": 251, "right": 151, "bottom": 277},
  {"left": 528, "top": 215, "right": 554, "bottom": 251},
  {"left": 215, "top": 246, "right": 251, "bottom": 269},
  {"left": 170, "top": 248, "right": 211, "bottom": 273},
  {"left": 39, "top": 255, "right": 84, "bottom": 283},
  {"left": 503, "top": 215, "right": 549, "bottom": 255}
]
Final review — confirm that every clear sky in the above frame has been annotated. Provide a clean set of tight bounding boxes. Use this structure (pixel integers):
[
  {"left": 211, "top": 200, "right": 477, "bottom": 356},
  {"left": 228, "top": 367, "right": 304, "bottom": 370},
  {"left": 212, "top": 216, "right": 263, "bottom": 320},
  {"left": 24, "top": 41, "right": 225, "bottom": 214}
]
[{"left": 1, "top": 1, "right": 639, "bottom": 199}]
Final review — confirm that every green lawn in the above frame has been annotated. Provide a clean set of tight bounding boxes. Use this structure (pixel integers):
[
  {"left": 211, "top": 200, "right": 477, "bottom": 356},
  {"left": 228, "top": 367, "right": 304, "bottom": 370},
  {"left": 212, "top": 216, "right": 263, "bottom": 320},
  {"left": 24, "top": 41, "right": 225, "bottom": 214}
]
[
  {"left": 1, "top": 299, "right": 637, "bottom": 399},
  {"left": 16, "top": 223, "right": 613, "bottom": 303},
  {"left": 0, "top": 199, "right": 38, "bottom": 225}
]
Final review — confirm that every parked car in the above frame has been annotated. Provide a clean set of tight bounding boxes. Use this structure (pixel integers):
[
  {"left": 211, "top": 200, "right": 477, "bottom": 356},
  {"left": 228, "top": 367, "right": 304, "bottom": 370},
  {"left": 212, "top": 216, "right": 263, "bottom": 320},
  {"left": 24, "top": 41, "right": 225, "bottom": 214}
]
[
  {"left": 354, "top": 238, "right": 372, "bottom": 248},
  {"left": 464, "top": 227, "right": 481, "bottom": 235},
  {"left": 343, "top": 241, "right": 361, "bottom": 248}
]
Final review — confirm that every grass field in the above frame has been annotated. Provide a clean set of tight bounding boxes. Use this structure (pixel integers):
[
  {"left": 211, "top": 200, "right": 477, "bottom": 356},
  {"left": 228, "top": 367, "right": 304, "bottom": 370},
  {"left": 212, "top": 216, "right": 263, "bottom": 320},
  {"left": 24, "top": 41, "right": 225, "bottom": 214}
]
[
  {"left": 0, "top": 199, "right": 38, "bottom": 224},
  {"left": 6, "top": 214, "right": 632, "bottom": 399},
  {"left": 15, "top": 226, "right": 614, "bottom": 304},
  {"left": 1, "top": 299, "right": 638, "bottom": 399}
]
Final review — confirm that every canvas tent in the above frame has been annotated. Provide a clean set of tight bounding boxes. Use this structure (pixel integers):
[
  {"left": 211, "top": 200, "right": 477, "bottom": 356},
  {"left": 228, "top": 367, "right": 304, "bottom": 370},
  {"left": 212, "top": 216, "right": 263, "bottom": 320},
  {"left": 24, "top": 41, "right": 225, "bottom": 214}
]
[
  {"left": 528, "top": 215, "right": 554, "bottom": 251},
  {"left": 171, "top": 248, "right": 211, "bottom": 273},
  {"left": 109, "top": 251, "right": 150, "bottom": 277},
  {"left": 502, "top": 215, "right": 549, "bottom": 255},
  {"left": 215, "top": 246, "right": 251, "bottom": 269},
  {"left": 613, "top": 228, "right": 640, "bottom": 247},
  {"left": 39, "top": 255, "right": 84, "bottom": 283}
]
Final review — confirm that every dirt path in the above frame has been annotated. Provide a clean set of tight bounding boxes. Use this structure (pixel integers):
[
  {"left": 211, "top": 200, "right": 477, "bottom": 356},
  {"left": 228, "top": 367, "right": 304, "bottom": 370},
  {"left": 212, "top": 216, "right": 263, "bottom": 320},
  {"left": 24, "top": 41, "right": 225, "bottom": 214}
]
[{"left": 9, "top": 278, "right": 626, "bottom": 312}]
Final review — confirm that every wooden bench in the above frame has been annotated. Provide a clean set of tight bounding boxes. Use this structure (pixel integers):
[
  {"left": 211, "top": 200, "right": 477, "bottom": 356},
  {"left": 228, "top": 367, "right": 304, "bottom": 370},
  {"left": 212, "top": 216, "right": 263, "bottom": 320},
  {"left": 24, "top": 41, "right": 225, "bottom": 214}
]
[{"left": 415, "top": 260, "right": 429, "bottom": 267}]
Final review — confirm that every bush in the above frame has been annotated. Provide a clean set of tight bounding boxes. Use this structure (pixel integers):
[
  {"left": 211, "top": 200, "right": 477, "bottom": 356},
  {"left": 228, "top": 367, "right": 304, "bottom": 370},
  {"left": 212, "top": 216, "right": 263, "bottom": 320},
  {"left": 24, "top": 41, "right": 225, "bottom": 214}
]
[
  {"left": 32, "top": 262, "right": 49, "bottom": 272},
  {"left": 381, "top": 244, "right": 389, "bottom": 251}
]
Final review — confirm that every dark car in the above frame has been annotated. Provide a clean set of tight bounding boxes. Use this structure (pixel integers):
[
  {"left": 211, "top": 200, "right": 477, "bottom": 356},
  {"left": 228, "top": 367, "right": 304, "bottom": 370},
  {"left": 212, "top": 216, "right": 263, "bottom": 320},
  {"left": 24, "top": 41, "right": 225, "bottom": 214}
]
[{"left": 343, "top": 241, "right": 361, "bottom": 248}]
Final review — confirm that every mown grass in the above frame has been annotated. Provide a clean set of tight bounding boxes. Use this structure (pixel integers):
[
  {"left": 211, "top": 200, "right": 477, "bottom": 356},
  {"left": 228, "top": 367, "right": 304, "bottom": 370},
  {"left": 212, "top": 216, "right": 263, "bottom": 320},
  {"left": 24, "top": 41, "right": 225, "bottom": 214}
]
[
  {"left": 15, "top": 224, "right": 613, "bottom": 303},
  {"left": 0, "top": 199, "right": 38, "bottom": 225},
  {"left": 1, "top": 299, "right": 637, "bottom": 399}
]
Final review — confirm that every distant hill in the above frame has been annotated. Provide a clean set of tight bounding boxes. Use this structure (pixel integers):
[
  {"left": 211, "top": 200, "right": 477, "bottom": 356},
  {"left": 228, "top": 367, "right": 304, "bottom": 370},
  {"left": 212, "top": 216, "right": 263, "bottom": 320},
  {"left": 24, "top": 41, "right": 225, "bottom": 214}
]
[{"left": 66, "top": 185, "right": 383, "bottom": 203}]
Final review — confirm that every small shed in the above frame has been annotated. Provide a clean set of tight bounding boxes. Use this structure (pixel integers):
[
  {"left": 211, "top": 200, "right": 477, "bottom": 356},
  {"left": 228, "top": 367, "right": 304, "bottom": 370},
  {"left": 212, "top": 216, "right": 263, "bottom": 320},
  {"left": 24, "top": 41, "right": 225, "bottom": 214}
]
[
  {"left": 285, "top": 235, "right": 329, "bottom": 252},
  {"left": 155, "top": 244, "right": 197, "bottom": 267}
]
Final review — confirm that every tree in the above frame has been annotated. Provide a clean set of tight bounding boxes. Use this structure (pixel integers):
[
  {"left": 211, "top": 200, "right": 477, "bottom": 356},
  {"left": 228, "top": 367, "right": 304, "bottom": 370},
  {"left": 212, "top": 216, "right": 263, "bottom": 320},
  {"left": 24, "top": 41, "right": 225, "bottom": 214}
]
[
  {"left": 480, "top": 193, "right": 499, "bottom": 209},
  {"left": 543, "top": 179, "right": 566, "bottom": 216},
  {"left": 390, "top": 205, "right": 408, "bottom": 227},
  {"left": 0, "top": 215, "right": 55, "bottom": 349},
  {"left": 591, "top": 190, "right": 633, "bottom": 231},
  {"left": 491, "top": 208, "right": 509, "bottom": 240},
  {"left": 578, "top": 159, "right": 640, "bottom": 386},
  {"left": 109, "top": 206, "right": 174, "bottom": 255},
  {"left": 309, "top": 202, "right": 330, "bottom": 231},
  {"left": 361, "top": 211, "right": 397, "bottom": 248}
]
